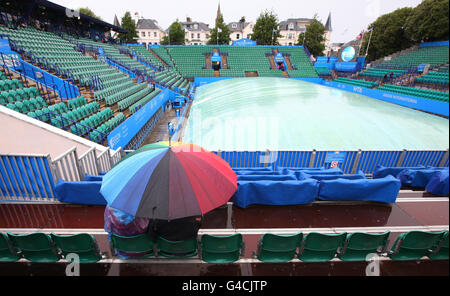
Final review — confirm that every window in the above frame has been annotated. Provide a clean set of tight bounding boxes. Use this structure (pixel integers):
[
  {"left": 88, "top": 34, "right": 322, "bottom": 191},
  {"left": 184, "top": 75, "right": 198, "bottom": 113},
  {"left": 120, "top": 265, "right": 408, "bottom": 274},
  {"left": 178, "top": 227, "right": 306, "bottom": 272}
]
[
  {"left": 288, "top": 23, "right": 294, "bottom": 30},
  {"left": 154, "top": 32, "right": 157, "bottom": 37},
  {"left": 191, "top": 33, "right": 194, "bottom": 39},
  {"left": 206, "top": 34, "right": 209, "bottom": 38},
  {"left": 141, "top": 31, "right": 146, "bottom": 37},
  {"left": 197, "top": 33, "right": 200, "bottom": 39},
  {"left": 193, "top": 24, "right": 198, "bottom": 30},
  {"left": 232, "top": 23, "right": 237, "bottom": 28}
]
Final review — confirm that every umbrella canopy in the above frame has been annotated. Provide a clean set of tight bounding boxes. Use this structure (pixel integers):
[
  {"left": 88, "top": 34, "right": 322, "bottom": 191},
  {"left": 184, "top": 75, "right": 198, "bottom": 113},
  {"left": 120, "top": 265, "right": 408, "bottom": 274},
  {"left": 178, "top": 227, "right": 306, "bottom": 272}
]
[{"left": 100, "top": 142, "right": 237, "bottom": 220}]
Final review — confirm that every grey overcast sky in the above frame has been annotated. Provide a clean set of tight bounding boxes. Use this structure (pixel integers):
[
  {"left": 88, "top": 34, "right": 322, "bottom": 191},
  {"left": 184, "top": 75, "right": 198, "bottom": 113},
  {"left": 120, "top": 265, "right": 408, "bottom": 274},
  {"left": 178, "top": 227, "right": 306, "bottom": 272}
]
[{"left": 50, "top": 0, "right": 422, "bottom": 43}]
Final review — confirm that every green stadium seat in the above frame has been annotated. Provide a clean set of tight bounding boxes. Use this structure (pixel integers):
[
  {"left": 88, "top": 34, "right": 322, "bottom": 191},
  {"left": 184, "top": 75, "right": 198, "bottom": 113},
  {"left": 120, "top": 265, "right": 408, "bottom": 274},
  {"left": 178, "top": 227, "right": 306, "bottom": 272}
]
[
  {"left": 0, "top": 233, "right": 21, "bottom": 262},
  {"left": 389, "top": 230, "right": 446, "bottom": 261},
  {"left": 428, "top": 232, "right": 449, "bottom": 260},
  {"left": 156, "top": 236, "right": 198, "bottom": 258},
  {"left": 298, "top": 232, "right": 347, "bottom": 262},
  {"left": 256, "top": 233, "right": 302, "bottom": 262},
  {"left": 110, "top": 234, "right": 154, "bottom": 258},
  {"left": 338, "top": 231, "right": 390, "bottom": 261},
  {"left": 200, "top": 234, "right": 244, "bottom": 263},
  {"left": 7, "top": 232, "right": 61, "bottom": 262},
  {"left": 50, "top": 233, "right": 102, "bottom": 263}
]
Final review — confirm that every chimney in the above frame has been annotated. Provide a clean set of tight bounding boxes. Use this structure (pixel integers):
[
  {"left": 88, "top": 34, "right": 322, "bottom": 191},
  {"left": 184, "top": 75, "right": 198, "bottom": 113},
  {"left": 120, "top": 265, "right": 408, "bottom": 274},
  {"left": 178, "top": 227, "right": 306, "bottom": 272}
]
[
  {"left": 240, "top": 16, "right": 246, "bottom": 24},
  {"left": 186, "top": 17, "right": 192, "bottom": 22}
]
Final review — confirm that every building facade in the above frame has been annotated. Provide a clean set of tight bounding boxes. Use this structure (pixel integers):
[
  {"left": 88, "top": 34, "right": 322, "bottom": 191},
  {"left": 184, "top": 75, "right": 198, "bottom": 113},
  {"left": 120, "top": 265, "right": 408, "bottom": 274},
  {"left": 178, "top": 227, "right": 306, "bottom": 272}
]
[
  {"left": 135, "top": 15, "right": 165, "bottom": 46},
  {"left": 278, "top": 18, "right": 311, "bottom": 46},
  {"left": 227, "top": 17, "right": 254, "bottom": 44},
  {"left": 278, "top": 13, "right": 332, "bottom": 56},
  {"left": 182, "top": 17, "right": 210, "bottom": 45}
]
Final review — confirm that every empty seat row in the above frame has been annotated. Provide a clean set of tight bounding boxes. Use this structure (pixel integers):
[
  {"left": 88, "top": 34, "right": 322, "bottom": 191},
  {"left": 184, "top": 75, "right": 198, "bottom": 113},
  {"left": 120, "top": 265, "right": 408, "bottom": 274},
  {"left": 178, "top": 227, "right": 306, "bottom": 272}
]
[
  {"left": 1, "top": 230, "right": 447, "bottom": 264},
  {"left": 0, "top": 87, "right": 40, "bottom": 104},
  {"left": 5, "top": 96, "right": 47, "bottom": 114},
  {"left": 0, "top": 78, "right": 22, "bottom": 91}
]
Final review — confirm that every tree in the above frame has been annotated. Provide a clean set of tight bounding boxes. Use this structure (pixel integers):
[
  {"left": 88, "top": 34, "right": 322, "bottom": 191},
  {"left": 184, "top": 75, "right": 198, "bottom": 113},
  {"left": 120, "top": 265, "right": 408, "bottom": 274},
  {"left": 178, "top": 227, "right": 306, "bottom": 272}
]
[
  {"left": 297, "top": 15, "right": 326, "bottom": 57},
  {"left": 361, "top": 7, "right": 414, "bottom": 61},
  {"left": 251, "top": 10, "right": 282, "bottom": 45},
  {"left": 78, "top": 7, "right": 102, "bottom": 21},
  {"left": 161, "top": 21, "right": 185, "bottom": 45},
  {"left": 207, "top": 13, "right": 231, "bottom": 45},
  {"left": 405, "top": 0, "right": 449, "bottom": 43},
  {"left": 118, "top": 12, "right": 138, "bottom": 43}
]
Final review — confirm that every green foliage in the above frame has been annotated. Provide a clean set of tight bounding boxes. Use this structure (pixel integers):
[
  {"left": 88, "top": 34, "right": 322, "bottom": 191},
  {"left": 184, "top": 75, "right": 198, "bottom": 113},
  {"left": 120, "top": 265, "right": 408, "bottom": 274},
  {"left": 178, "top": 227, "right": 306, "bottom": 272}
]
[
  {"left": 78, "top": 7, "right": 102, "bottom": 20},
  {"left": 251, "top": 10, "right": 282, "bottom": 45},
  {"left": 207, "top": 13, "right": 231, "bottom": 45},
  {"left": 297, "top": 16, "right": 326, "bottom": 57},
  {"left": 361, "top": 0, "right": 449, "bottom": 61},
  {"left": 118, "top": 12, "right": 138, "bottom": 43},
  {"left": 161, "top": 21, "right": 185, "bottom": 45},
  {"left": 361, "top": 7, "right": 414, "bottom": 61},
  {"left": 405, "top": 0, "right": 449, "bottom": 42}
]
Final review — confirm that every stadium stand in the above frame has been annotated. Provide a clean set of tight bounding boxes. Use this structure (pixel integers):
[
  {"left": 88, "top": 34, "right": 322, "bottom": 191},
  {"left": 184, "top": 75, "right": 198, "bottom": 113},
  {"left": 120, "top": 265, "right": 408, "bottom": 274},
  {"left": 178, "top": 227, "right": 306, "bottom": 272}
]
[
  {"left": 156, "top": 46, "right": 317, "bottom": 78},
  {"left": 376, "top": 45, "right": 449, "bottom": 71},
  {"left": 0, "top": 24, "right": 166, "bottom": 144},
  {"left": 378, "top": 84, "right": 449, "bottom": 102},
  {"left": 1, "top": 230, "right": 447, "bottom": 263},
  {"left": 334, "top": 77, "right": 379, "bottom": 88}
]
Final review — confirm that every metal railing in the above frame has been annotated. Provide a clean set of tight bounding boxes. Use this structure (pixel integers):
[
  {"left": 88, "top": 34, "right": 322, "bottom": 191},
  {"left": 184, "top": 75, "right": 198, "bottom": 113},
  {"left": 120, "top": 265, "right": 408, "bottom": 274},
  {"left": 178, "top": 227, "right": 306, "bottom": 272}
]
[{"left": 215, "top": 149, "right": 449, "bottom": 175}]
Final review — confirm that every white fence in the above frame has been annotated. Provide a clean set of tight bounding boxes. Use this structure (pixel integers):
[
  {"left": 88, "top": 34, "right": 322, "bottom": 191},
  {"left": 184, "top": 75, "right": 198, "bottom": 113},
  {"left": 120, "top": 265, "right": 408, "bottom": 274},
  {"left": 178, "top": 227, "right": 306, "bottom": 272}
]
[{"left": 0, "top": 146, "right": 124, "bottom": 201}]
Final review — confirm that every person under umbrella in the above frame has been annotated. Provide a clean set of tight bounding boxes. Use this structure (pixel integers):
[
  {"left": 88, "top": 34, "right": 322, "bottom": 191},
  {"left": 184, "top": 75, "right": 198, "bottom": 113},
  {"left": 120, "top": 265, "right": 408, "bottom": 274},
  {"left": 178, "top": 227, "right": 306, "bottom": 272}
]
[{"left": 100, "top": 142, "right": 238, "bottom": 254}]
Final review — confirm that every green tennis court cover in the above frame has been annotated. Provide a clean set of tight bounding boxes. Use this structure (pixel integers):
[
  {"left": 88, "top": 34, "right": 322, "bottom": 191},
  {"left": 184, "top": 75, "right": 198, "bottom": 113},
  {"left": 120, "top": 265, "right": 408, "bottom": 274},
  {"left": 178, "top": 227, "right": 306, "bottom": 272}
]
[{"left": 183, "top": 78, "right": 449, "bottom": 151}]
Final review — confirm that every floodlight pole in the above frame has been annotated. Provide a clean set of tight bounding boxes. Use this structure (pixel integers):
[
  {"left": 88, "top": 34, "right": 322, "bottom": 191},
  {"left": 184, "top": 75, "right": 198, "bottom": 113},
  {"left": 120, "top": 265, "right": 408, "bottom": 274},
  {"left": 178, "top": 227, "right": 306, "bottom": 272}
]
[{"left": 365, "top": 29, "right": 373, "bottom": 57}]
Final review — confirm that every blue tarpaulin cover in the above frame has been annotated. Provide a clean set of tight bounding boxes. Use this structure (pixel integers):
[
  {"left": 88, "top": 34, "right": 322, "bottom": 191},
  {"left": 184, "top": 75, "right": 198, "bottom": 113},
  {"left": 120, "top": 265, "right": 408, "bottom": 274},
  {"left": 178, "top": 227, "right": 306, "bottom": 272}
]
[
  {"left": 84, "top": 174, "right": 104, "bottom": 182},
  {"left": 235, "top": 170, "right": 282, "bottom": 175},
  {"left": 397, "top": 168, "right": 450, "bottom": 187},
  {"left": 425, "top": 171, "right": 449, "bottom": 196},
  {"left": 373, "top": 165, "right": 425, "bottom": 179},
  {"left": 234, "top": 167, "right": 272, "bottom": 171},
  {"left": 237, "top": 174, "right": 297, "bottom": 181},
  {"left": 54, "top": 180, "right": 107, "bottom": 205},
  {"left": 233, "top": 180, "right": 319, "bottom": 208},
  {"left": 318, "top": 176, "right": 401, "bottom": 203},
  {"left": 299, "top": 170, "right": 366, "bottom": 181}
]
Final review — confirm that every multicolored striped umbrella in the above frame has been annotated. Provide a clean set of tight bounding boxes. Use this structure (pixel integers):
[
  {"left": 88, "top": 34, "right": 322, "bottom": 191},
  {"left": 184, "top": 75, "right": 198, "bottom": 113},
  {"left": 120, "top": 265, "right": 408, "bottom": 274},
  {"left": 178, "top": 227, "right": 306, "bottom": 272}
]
[{"left": 100, "top": 142, "right": 237, "bottom": 220}]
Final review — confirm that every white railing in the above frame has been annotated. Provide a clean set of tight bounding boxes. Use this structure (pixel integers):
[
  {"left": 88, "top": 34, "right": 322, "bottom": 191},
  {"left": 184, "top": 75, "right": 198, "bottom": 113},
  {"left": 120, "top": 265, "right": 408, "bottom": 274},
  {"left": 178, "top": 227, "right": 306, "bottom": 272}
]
[
  {"left": 0, "top": 146, "right": 125, "bottom": 202},
  {"left": 52, "top": 147, "right": 83, "bottom": 182}
]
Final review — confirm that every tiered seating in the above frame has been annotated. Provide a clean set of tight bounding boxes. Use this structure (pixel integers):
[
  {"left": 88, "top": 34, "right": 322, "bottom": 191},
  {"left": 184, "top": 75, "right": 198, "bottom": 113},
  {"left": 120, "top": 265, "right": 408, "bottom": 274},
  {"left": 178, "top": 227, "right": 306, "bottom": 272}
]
[
  {"left": 90, "top": 113, "right": 126, "bottom": 142},
  {"left": 416, "top": 72, "right": 449, "bottom": 85},
  {"left": 0, "top": 26, "right": 156, "bottom": 115},
  {"left": 359, "top": 68, "right": 407, "bottom": 78},
  {"left": 164, "top": 46, "right": 218, "bottom": 77},
  {"left": 129, "top": 88, "right": 162, "bottom": 115},
  {"left": 378, "top": 84, "right": 449, "bottom": 102},
  {"left": 127, "top": 44, "right": 166, "bottom": 69},
  {"left": 103, "top": 84, "right": 147, "bottom": 106},
  {"left": 70, "top": 108, "right": 114, "bottom": 136},
  {"left": 220, "top": 47, "right": 278, "bottom": 77},
  {"left": 117, "top": 87, "right": 153, "bottom": 111},
  {"left": 377, "top": 45, "right": 449, "bottom": 70},
  {"left": 1, "top": 230, "right": 447, "bottom": 263},
  {"left": 151, "top": 47, "right": 174, "bottom": 67},
  {"left": 315, "top": 67, "right": 331, "bottom": 76},
  {"left": 275, "top": 47, "right": 318, "bottom": 78},
  {"left": 1, "top": 71, "right": 47, "bottom": 116},
  {"left": 334, "top": 77, "right": 379, "bottom": 88}
]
